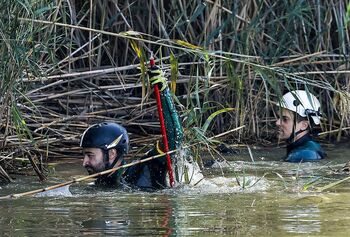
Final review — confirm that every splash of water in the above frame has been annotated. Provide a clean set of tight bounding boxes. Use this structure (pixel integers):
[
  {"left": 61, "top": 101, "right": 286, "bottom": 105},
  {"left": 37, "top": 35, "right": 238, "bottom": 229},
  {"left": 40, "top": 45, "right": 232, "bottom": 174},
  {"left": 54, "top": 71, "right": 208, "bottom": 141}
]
[{"left": 34, "top": 185, "right": 73, "bottom": 197}]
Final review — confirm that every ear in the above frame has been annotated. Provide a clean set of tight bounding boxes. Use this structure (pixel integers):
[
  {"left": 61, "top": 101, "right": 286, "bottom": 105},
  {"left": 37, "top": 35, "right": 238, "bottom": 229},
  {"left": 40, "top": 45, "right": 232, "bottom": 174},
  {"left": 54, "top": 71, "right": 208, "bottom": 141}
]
[
  {"left": 108, "top": 149, "right": 117, "bottom": 163},
  {"left": 299, "top": 120, "right": 309, "bottom": 130}
]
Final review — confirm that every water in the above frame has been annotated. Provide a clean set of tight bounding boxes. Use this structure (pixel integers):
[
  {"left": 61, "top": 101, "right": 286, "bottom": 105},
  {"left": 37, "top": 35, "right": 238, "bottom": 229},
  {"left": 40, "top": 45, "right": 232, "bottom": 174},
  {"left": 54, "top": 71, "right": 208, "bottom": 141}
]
[{"left": 1, "top": 145, "right": 350, "bottom": 236}]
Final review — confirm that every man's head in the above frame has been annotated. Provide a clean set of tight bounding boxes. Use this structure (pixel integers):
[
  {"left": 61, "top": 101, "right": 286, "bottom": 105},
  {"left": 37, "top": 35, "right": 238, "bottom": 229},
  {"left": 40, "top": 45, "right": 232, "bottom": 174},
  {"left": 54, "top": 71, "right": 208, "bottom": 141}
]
[
  {"left": 80, "top": 122, "right": 129, "bottom": 174},
  {"left": 276, "top": 90, "right": 321, "bottom": 142},
  {"left": 82, "top": 147, "right": 118, "bottom": 174}
]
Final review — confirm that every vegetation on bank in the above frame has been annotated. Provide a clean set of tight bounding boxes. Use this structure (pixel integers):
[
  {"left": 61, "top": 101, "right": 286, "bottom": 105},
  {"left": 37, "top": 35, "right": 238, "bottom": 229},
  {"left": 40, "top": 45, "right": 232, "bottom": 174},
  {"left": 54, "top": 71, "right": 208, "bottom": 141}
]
[{"left": 0, "top": 0, "right": 350, "bottom": 180}]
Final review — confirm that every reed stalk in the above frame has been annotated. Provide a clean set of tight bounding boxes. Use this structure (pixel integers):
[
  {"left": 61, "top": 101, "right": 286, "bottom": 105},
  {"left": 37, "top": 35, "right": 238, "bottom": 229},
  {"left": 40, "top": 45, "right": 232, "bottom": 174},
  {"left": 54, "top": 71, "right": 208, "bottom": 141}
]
[{"left": 0, "top": 0, "right": 349, "bottom": 179}]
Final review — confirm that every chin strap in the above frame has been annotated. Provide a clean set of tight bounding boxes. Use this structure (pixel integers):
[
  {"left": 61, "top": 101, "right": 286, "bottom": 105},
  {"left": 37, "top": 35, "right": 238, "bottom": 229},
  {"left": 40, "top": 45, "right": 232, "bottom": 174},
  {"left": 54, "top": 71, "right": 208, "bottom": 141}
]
[
  {"left": 102, "top": 149, "right": 125, "bottom": 176},
  {"left": 286, "top": 113, "right": 308, "bottom": 143},
  {"left": 286, "top": 129, "right": 300, "bottom": 143},
  {"left": 107, "top": 155, "right": 124, "bottom": 178},
  {"left": 103, "top": 150, "right": 110, "bottom": 170}
]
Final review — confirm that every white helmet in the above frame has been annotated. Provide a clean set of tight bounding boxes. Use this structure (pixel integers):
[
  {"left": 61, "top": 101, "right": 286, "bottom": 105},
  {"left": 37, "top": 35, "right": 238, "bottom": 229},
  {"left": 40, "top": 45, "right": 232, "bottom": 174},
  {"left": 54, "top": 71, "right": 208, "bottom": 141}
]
[{"left": 280, "top": 90, "right": 321, "bottom": 125}]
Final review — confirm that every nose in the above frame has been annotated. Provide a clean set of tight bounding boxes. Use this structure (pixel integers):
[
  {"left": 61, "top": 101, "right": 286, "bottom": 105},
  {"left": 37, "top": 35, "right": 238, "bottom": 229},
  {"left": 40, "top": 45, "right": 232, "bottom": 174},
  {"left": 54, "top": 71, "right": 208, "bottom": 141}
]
[
  {"left": 83, "top": 155, "right": 90, "bottom": 167},
  {"left": 276, "top": 118, "right": 281, "bottom": 126}
]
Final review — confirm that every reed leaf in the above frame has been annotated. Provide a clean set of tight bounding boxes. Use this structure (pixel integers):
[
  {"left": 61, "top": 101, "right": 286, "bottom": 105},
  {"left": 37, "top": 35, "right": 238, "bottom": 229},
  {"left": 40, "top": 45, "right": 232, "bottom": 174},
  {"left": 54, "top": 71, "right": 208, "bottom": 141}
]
[
  {"left": 316, "top": 176, "right": 350, "bottom": 192},
  {"left": 170, "top": 52, "right": 178, "bottom": 94},
  {"left": 1, "top": 0, "right": 350, "bottom": 178},
  {"left": 202, "top": 108, "right": 234, "bottom": 134}
]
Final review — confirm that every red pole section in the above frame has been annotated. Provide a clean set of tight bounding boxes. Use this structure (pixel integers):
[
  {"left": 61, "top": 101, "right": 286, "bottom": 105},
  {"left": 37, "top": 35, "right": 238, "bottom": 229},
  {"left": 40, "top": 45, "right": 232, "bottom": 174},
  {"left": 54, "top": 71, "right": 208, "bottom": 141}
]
[{"left": 150, "top": 58, "right": 175, "bottom": 187}]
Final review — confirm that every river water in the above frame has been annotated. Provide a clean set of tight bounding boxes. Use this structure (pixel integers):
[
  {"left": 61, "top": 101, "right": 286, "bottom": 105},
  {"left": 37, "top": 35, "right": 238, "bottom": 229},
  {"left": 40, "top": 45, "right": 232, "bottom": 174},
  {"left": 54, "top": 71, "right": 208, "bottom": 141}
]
[{"left": 1, "top": 145, "right": 350, "bottom": 236}]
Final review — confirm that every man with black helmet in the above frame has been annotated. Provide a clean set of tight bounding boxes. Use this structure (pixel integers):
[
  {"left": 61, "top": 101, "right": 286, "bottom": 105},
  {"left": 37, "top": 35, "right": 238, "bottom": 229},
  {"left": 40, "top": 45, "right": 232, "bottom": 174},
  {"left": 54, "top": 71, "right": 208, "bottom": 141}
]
[
  {"left": 80, "top": 122, "right": 130, "bottom": 186},
  {"left": 80, "top": 66, "right": 190, "bottom": 189},
  {"left": 276, "top": 90, "right": 326, "bottom": 162}
]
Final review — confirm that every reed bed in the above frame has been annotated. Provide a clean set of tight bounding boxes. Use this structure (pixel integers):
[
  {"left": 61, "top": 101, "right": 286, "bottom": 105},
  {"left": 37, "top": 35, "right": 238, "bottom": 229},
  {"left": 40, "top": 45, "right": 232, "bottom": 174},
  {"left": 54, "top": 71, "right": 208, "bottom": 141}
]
[{"left": 0, "top": 0, "right": 350, "bottom": 180}]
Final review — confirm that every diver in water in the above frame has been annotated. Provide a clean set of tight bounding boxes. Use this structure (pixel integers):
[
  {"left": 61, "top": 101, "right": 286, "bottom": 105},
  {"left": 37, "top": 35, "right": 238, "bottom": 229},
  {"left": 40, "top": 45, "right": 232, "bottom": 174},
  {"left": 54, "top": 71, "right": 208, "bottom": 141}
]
[
  {"left": 276, "top": 90, "right": 326, "bottom": 162},
  {"left": 80, "top": 65, "right": 201, "bottom": 190}
]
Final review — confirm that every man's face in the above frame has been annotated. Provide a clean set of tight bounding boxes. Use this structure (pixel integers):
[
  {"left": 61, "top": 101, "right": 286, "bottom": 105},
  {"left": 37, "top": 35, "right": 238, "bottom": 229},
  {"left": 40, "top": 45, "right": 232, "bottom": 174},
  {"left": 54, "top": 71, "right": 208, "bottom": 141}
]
[
  {"left": 276, "top": 108, "right": 304, "bottom": 140},
  {"left": 82, "top": 148, "right": 106, "bottom": 175}
]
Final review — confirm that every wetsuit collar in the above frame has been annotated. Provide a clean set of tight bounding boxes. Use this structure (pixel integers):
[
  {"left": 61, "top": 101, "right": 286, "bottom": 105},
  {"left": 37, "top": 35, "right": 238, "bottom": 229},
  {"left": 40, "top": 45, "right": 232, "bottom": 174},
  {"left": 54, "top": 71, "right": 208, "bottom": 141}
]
[
  {"left": 96, "top": 154, "right": 125, "bottom": 187},
  {"left": 95, "top": 163, "right": 125, "bottom": 187},
  {"left": 286, "top": 133, "right": 312, "bottom": 154}
]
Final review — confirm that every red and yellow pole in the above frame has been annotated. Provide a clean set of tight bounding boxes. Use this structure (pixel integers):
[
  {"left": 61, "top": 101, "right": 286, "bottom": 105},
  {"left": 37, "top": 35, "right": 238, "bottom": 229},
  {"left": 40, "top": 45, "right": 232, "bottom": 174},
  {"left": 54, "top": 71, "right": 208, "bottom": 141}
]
[{"left": 149, "top": 57, "right": 175, "bottom": 187}]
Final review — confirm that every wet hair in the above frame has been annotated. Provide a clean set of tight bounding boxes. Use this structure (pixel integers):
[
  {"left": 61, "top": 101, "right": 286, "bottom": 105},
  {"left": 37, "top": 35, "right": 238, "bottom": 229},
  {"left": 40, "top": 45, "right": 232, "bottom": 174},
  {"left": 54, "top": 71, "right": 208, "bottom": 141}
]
[
  {"left": 294, "top": 112, "right": 318, "bottom": 135},
  {"left": 295, "top": 113, "right": 307, "bottom": 123}
]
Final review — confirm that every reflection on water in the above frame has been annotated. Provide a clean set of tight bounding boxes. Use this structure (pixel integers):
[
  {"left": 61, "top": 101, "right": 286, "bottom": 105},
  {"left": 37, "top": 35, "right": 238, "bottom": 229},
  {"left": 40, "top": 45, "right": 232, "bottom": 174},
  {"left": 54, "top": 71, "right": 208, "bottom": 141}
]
[
  {"left": 281, "top": 205, "right": 321, "bottom": 234},
  {"left": 0, "top": 146, "right": 350, "bottom": 236}
]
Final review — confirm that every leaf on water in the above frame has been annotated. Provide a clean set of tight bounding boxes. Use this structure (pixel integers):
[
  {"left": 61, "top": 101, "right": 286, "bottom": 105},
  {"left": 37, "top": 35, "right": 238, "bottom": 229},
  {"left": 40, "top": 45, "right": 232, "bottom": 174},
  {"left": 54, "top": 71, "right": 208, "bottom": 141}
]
[
  {"left": 302, "top": 176, "right": 322, "bottom": 191},
  {"left": 316, "top": 176, "right": 350, "bottom": 192}
]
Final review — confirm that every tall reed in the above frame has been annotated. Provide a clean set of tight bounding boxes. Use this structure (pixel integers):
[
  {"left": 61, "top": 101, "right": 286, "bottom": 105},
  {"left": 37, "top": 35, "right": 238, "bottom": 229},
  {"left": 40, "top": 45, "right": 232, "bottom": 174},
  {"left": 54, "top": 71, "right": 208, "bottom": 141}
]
[{"left": 0, "top": 0, "right": 349, "bottom": 178}]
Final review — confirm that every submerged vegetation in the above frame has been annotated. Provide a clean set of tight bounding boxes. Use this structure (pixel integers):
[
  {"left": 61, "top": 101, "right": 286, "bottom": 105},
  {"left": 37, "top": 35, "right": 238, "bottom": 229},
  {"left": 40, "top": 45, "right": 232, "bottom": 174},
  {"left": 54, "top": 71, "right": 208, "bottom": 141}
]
[{"left": 0, "top": 0, "right": 350, "bottom": 180}]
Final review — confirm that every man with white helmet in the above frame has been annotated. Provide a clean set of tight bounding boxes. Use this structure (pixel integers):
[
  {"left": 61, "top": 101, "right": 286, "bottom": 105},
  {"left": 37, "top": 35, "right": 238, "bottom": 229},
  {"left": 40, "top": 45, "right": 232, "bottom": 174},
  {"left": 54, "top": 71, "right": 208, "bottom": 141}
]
[{"left": 276, "top": 90, "right": 326, "bottom": 162}]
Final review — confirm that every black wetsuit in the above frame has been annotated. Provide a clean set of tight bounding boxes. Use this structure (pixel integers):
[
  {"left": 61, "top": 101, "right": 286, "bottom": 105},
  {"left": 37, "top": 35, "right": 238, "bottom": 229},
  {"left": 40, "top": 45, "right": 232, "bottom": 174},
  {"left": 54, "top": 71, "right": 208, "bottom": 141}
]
[
  {"left": 95, "top": 151, "right": 168, "bottom": 190},
  {"left": 121, "top": 149, "right": 169, "bottom": 190}
]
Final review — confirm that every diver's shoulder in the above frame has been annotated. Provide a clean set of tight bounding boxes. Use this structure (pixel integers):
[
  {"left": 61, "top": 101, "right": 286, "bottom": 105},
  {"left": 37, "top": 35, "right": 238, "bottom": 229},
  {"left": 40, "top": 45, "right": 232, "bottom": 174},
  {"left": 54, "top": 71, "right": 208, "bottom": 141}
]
[
  {"left": 303, "top": 139, "right": 323, "bottom": 150},
  {"left": 286, "top": 140, "right": 325, "bottom": 162}
]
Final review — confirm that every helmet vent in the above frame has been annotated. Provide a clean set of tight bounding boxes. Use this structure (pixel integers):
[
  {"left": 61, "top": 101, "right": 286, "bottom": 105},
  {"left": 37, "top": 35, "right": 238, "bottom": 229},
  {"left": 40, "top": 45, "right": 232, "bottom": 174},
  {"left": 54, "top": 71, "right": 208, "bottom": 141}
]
[
  {"left": 106, "top": 134, "right": 123, "bottom": 149},
  {"left": 293, "top": 99, "right": 300, "bottom": 106}
]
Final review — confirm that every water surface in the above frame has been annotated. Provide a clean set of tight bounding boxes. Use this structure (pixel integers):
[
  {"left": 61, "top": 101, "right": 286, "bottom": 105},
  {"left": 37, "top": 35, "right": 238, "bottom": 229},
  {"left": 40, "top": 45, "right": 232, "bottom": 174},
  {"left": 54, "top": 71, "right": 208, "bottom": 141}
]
[{"left": 1, "top": 145, "right": 349, "bottom": 236}]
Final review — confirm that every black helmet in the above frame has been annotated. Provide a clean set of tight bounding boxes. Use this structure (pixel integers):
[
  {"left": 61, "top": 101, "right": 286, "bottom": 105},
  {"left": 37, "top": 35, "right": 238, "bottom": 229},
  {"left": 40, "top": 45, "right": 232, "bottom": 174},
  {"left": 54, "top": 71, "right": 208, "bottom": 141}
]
[{"left": 80, "top": 122, "right": 129, "bottom": 154}]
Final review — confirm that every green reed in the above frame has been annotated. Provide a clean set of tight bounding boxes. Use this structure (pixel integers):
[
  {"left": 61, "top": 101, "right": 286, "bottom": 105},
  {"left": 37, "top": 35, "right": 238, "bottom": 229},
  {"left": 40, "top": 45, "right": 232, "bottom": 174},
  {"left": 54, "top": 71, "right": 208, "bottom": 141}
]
[{"left": 1, "top": 0, "right": 350, "bottom": 179}]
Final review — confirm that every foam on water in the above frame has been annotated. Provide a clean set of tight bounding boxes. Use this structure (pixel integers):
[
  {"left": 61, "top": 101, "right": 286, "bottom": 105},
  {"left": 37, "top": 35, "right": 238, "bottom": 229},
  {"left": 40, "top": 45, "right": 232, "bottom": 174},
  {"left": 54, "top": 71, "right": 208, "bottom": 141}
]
[
  {"left": 34, "top": 185, "right": 73, "bottom": 197},
  {"left": 173, "top": 175, "right": 270, "bottom": 195}
]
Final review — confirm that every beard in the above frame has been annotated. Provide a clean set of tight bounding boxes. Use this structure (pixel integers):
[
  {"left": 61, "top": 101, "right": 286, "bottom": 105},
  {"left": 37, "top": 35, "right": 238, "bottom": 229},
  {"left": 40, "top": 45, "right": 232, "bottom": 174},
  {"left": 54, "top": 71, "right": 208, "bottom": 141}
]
[
  {"left": 276, "top": 128, "right": 289, "bottom": 140},
  {"left": 84, "top": 165, "right": 105, "bottom": 175},
  {"left": 277, "top": 130, "right": 284, "bottom": 139}
]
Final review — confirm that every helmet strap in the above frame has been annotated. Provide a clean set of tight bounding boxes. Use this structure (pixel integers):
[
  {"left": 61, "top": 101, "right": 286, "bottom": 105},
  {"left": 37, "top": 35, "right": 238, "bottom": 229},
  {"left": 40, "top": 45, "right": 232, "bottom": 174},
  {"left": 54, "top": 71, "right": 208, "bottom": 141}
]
[
  {"left": 286, "top": 113, "right": 308, "bottom": 143},
  {"left": 109, "top": 152, "right": 124, "bottom": 170},
  {"left": 286, "top": 112, "right": 298, "bottom": 143},
  {"left": 102, "top": 149, "right": 110, "bottom": 170},
  {"left": 96, "top": 149, "right": 125, "bottom": 186},
  {"left": 103, "top": 149, "right": 124, "bottom": 170},
  {"left": 106, "top": 152, "right": 125, "bottom": 180}
]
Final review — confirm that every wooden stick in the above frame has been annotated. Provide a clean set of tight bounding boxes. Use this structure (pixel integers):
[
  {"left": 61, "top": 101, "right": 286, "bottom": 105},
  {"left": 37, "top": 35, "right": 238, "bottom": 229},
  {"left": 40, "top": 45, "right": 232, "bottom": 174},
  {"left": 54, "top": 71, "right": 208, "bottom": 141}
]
[
  {"left": 0, "top": 164, "right": 13, "bottom": 182},
  {"left": 318, "top": 127, "right": 350, "bottom": 136},
  {"left": 0, "top": 151, "right": 174, "bottom": 199},
  {"left": 271, "top": 51, "right": 326, "bottom": 67}
]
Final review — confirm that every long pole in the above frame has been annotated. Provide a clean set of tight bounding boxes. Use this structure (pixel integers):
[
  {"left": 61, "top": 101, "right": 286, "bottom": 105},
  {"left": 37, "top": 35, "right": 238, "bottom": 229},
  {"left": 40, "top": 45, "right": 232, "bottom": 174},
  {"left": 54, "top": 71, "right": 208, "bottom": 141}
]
[
  {"left": 0, "top": 125, "right": 245, "bottom": 199},
  {"left": 150, "top": 57, "right": 175, "bottom": 187},
  {"left": 0, "top": 151, "right": 175, "bottom": 199}
]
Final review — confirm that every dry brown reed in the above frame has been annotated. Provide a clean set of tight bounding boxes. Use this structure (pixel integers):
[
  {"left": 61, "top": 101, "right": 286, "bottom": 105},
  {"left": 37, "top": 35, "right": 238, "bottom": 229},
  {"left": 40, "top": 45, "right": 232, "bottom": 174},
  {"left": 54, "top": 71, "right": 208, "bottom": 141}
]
[{"left": 1, "top": 0, "right": 350, "bottom": 179}]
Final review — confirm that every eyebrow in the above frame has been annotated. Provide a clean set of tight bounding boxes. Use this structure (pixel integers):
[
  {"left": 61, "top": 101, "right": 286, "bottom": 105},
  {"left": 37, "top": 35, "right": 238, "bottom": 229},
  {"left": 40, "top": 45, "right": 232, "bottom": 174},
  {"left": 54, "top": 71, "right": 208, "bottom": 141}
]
[{"left": 83, "top": 151, "right": 95, "bottom": 155}]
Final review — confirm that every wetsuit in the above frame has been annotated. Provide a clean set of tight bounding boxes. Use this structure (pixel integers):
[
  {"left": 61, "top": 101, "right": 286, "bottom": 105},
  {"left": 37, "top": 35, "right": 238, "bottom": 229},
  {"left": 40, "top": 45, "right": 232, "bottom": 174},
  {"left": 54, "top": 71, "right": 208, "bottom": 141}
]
[
  {"left": 96, "top": 87, "right": 183, "bottom": 190},
  {"left": 284, "top": 134, "right": 326, "bottom": 162}
]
